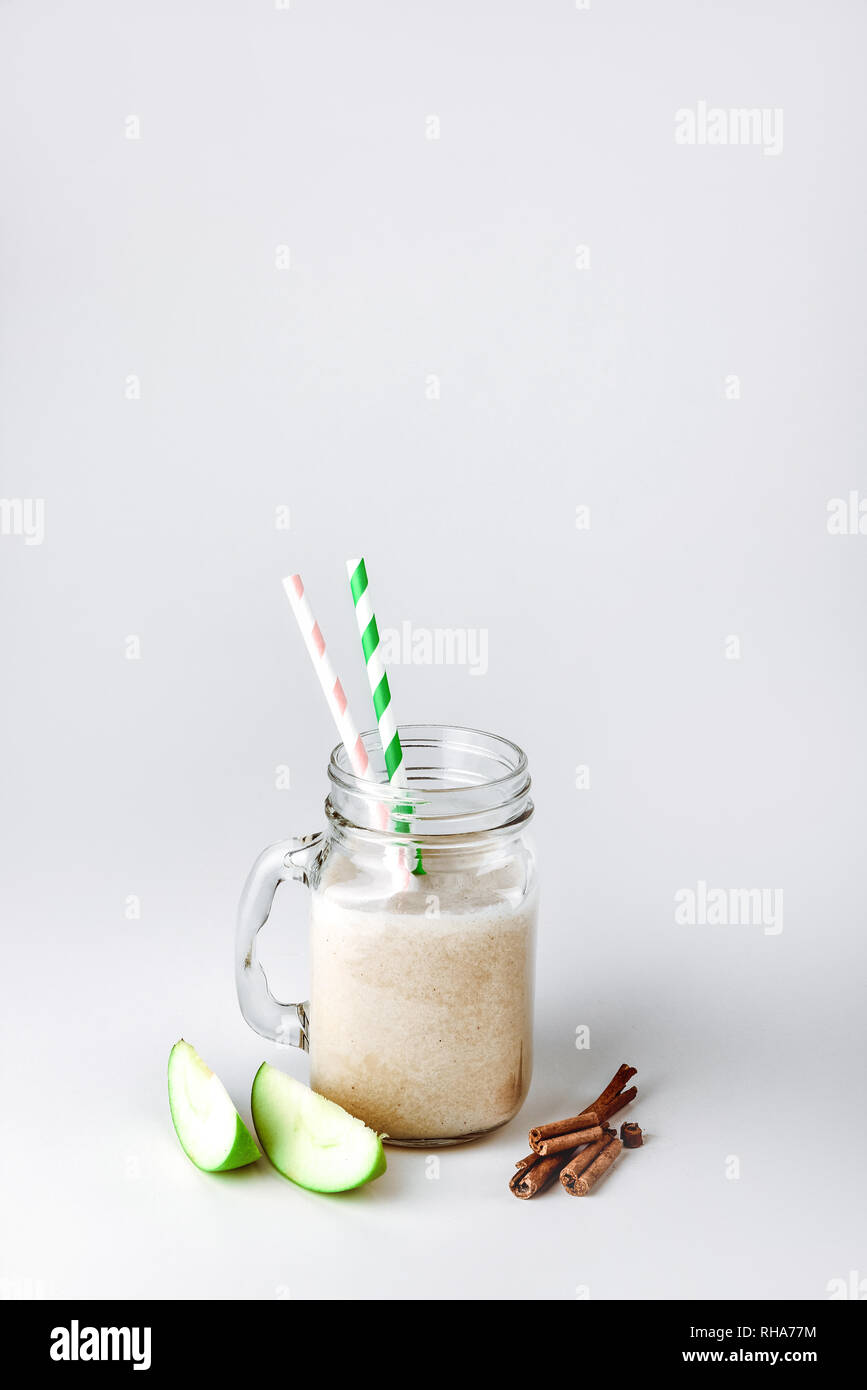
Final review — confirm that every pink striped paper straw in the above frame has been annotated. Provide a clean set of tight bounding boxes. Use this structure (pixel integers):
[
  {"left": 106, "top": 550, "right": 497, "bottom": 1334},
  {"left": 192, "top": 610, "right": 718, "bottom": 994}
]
[
  {"left": 282, "top": 574, "right": 402, "bottom": 863},
  {"left": 283, "top": 573, "right": 371, "bottom": 782}
]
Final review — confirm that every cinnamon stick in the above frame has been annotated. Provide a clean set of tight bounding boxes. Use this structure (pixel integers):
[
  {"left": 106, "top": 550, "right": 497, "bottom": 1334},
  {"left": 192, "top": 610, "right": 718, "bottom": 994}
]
[
  {"left": 620, "top": 1122, "right": 643, "bottom": 1148},
  {"left": 510, "top": 1150, "right": 572, "bottom": 1199},
  {"left": 592, "top": 1064, "right": 637, "bottom": 1117},
  {"left": 600, "top": 1084, "right": 637, "bottom": 1123},
  {"left": 508, "top": 1153, "right": 537, "bottom": 1195},
  {"left": 528, "top": 1110, "right": 600, "bottom": 1148},
  {"left": 559, "top": 1130, "right": 616, "bottom": 1192},
  {"left": 569, "top": 1136, "right": 623, "bottom": 1195},
  {"left": 532, "top": 1124, "right": 605, "bottom": 1157}
]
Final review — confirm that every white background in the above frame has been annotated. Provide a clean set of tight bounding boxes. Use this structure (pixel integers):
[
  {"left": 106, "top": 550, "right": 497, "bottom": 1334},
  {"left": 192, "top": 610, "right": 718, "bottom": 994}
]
[{"left": 1, "top": 0, "right": 865, "bottom": 1300}]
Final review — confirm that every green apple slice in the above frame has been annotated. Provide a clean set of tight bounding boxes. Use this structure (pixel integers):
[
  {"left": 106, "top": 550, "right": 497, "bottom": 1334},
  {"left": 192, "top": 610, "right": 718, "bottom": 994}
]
[
  {"left": 251, "top": 1062, "right": 387, "bottom": 1193},
  {"left": 168, "top": 1040, "right": 261, "bottom": 1172}
]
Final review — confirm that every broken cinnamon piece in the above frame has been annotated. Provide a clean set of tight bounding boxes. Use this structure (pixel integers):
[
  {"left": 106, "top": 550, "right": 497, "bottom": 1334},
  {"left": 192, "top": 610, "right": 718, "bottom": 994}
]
[
  {"left": 528, "top": 1110, "right": 600, "bottom": 1148},
  {"left": 515, "top": 1153, "right": 536, "bottom": 1168},
  {"left": 533, "top": 1124, "right": 606, "bottom": 1157},
  {"left": 510, "top": 1150, "right": 573, "bottom": 1199},
  {"left": 620, "top": 1122, "right": 643, "bottom": 1148},
  {"left": 601, "top": 1084, "right": 638, "bottom": 1123},
  {"left": 571, "top": 1136, "right": 623, "bottom": 1195},
  {"left": 559, "top": 1131, "right": 615, "bottom": 1192}
]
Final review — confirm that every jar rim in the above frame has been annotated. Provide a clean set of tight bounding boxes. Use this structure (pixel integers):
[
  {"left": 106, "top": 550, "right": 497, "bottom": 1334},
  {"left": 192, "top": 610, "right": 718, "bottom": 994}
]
[
  {"left": 328, "top": 723, "right": 527, "bottom": 795},
  {"left": 326, "top": 723, "right": 532, "bottom": 836}
]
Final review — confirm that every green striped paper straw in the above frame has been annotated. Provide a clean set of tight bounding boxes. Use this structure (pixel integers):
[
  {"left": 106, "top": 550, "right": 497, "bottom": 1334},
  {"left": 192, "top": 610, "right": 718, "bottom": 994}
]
[{"left": 347, "top": 557, "right": 424, "bottom": 875}]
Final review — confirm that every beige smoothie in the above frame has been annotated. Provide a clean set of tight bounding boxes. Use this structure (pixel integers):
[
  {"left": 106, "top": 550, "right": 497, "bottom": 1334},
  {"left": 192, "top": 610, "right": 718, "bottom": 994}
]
[{"left": 309, "top": 866, "right": 537, "bottom": 1143}]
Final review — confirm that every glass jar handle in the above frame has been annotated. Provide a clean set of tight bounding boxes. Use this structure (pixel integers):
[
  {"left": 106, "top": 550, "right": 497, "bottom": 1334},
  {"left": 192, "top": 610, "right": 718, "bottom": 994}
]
[{"left": 235, "top": 833, "right": 324, "bottom": 1050}]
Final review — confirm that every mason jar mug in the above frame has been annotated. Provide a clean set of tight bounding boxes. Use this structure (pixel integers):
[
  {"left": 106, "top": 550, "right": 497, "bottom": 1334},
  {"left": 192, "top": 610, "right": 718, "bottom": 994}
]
[{"left": 235, "top": 725, "right": 537, "bottom": 1146}]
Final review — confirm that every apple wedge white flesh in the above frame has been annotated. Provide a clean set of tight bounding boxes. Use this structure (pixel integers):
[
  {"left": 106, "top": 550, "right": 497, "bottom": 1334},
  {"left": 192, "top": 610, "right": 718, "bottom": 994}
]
[
  {"left": 251, "top": 1062, "right": 386, "bottom": 1193},
  {"left": 168, "top": 1040, "right": 261, "bottom": 1172}
]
